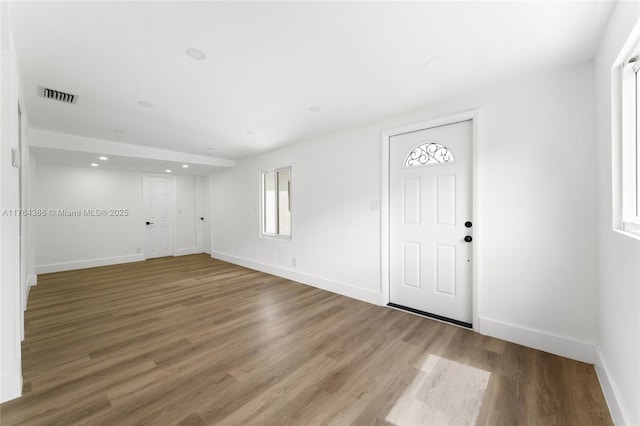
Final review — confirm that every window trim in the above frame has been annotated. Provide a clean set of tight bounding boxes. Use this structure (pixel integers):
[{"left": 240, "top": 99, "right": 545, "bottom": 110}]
[
  {"left": 260, "top": 166, "right": 292, "bottom": 240},
  {"left": 620, "top": 43, "right": 640, "bottom": 239}
]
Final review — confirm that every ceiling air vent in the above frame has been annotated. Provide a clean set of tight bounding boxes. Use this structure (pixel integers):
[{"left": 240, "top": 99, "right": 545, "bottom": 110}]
[{"left": 38, "top": 86, "right": 78, "bottom": 104}]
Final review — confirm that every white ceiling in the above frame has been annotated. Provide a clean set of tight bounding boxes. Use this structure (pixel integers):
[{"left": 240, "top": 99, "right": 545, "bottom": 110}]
[
  {"left": 30, "top": 147, "right": 226, "bottom": 176},
  {"left": 9, "top": 1, "right": 615, "bottom": 165}
]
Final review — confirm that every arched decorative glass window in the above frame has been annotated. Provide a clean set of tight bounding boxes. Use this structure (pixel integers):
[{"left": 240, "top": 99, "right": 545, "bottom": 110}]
[{"left": 404, "top": 142, "right": 454, "bottom": 167}]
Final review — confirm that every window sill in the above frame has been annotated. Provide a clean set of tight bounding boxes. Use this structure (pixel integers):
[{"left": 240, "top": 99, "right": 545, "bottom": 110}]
[
  {"left": 617, "top": 221, "right": 640, "bottom": 241},
  {"left": 260, "top": 234, "right": 292, "bottom": 241}
]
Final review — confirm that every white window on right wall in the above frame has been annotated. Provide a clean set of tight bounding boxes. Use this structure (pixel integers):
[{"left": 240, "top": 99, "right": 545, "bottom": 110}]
[
  {"left": 261, "top": 167, "right": 291, "bottom": 239},
  {"left": 621, "top": 46, "right": 640, "bottom": 236}
]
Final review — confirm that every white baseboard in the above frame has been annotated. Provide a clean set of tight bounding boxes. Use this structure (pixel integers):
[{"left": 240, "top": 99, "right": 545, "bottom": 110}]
[
  {"left": 0, "top": 370, "right": 22, "bottom": 403},
  {"left": 27, "top": 274, "right": 37, "bottom": 287},
  {"left": 174, "top": 247, "right": 198, "bottom": 256},
  {"left": 211, "top": 251, "right": 383, "bottom": 306},
  {"left": 479, "top": 317, "right": 595, "bottom": 363},
  {"left": 22, "top": 275, "right": 37, "bottom": 311},
  {"left": 595, "top": 347, "right": 631, "bottom": 425},
  {"left": 36, "top": 254, "right": 145, "bottom": 274}
]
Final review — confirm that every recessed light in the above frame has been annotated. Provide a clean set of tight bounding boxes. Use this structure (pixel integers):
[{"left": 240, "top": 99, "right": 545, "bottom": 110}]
[
  {"left": 186, "top": 48, "right": 206, "bottom": 60},
  {"left": 182, "top": 164, "right": 189, "bottom": 168},
  {"left": 91, "top": 163, "right": 98, "bottom": 167},
  {"left": 113, "top": 129, "right": 125, "bottom": 134},
  {"left": 308, "top": 106, "right": 321, "bottom": 112},
  {"left": 206, "top": 146, "right": 215, "bottom": 151},
  {"left": 165, "top": 169, "right": 172, "bottom": 173},
  {"left": 424, "top": 58, "right": 441, "bottom": 69},
  {"left": 99, "top": 156, "right": 108, "bottom": 161},
  {"left": 245, "top": 131, "right": 256, "bottom": 136},
  {"left": 138, "top": 101, "right": 154, "bottom": 108}
]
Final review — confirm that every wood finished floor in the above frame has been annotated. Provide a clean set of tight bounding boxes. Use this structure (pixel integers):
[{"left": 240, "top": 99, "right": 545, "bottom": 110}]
[{"left": 1, "top": 254, "right": 612, "bottom": 426}]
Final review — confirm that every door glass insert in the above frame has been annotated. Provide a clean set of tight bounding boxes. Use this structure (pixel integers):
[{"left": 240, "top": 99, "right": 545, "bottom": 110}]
[{"left": 404, "top": 142, "right": 454, "bottom": 167}]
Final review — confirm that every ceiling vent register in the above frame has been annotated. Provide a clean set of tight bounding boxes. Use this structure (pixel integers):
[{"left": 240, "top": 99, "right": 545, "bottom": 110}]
[{"left": 38, "top": 86, "right": 77, "bottom": 104}]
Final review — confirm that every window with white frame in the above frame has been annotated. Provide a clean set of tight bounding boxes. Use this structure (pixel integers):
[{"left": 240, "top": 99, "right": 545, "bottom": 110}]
[
  {"left": 621, "top": 47, "right": 640, "bottom": 235},
  {"left": 261, "top": 167, "right": 291, "bottom": 238},
  {"left": 404, "top": 141, "right": 455, "bottom": 167}
]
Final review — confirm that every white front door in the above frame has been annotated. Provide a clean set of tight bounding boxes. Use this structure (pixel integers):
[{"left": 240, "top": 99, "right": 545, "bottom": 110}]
[
  {"left": 389, "top": 120, "right": 473, "bottom": 325},
  {"left": 143, "top": 175, "right": 174, "bottom": 259}
]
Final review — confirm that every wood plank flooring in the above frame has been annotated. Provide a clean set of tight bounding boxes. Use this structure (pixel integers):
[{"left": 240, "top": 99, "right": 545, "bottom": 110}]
[{"left": 1, "top": 254, "right": 612, "bottom": 425}]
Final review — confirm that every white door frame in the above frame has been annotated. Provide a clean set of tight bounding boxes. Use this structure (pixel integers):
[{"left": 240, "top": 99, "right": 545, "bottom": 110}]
[{"left": 381, "top": 110, "right": 481, "bottom": 332}]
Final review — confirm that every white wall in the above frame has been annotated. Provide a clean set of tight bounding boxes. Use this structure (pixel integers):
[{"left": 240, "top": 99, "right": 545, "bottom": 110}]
[
  {"left": 34, "top": 163, "right": 200, "bottom": 272},
  {"left": 594, "top": 3, "right": 640, "bottom": 425},
  {"left": 0, "top": 1, "right": 23, "bottom": 402},
  {"left": 34, "top": 164, "right": 144, "bottom": 272},
  {"left": 471, "top": 64, "right": 598, "bottom": 361},
  {"left": 211, "top": 125, "right": 382, "bottom": 304},
  {"left": 211, "top": 61, "right": 599, "bottom": 362}
]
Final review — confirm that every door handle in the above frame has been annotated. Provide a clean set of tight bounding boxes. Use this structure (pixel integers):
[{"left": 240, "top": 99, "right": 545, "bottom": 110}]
[
  {"left": 465, "top": 221, "right": 472, "bottom": 228},
  {"left": 146, "top": 221, "right": 154, "bottom": 225},
  {"left": 464, "top": 236, "right": 472, "bottom": 243}
]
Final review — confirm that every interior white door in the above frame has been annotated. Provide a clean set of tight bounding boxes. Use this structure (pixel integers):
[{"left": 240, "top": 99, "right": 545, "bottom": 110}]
[
  {"left": 143, "top": 175, "right": 174, "bottom": 259},
  {"left": 389, "top": 120, "right": 473, "bottom": 325}
]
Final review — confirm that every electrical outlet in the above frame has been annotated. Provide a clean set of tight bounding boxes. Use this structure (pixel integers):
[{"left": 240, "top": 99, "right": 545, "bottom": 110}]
[
  {"left": 136, "top": 247, "right": 141, "bottom": 254},
  {"left": 292, "top": 258, "right": 298, "bottom": 267},
  {"left": 370, "top": 200, "right": 380, "bottom": 211}
]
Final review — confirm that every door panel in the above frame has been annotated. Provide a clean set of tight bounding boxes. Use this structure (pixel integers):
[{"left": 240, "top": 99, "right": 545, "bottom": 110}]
[
  {"left": 436, "top": 175, "right": 456, "bottom": 226},
  {"left": 435, "top": 244, "right": 456, "bottom": 296},
  {"left": 389, "top": 120, "right": 472, "bottom": 324},
  {"left": 402, "top": 241, "right": 421, "bottom": 288},
  {"left": 403, "top": 178, "right": 421, "bottom": 225}
]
